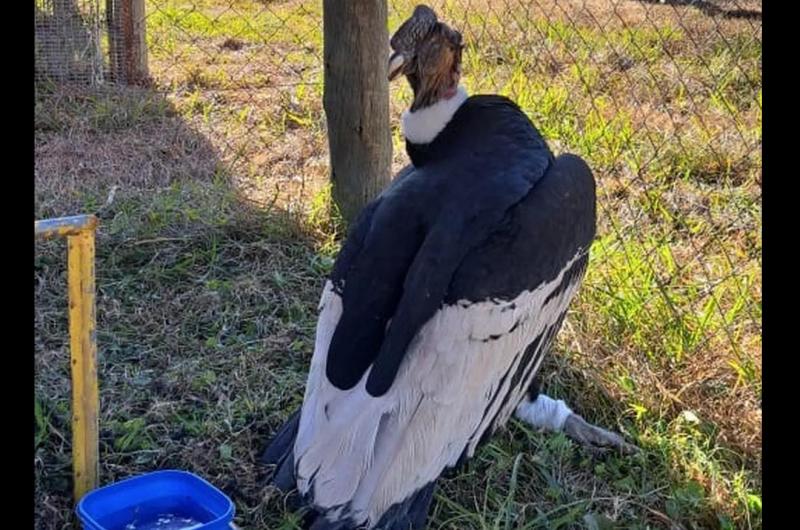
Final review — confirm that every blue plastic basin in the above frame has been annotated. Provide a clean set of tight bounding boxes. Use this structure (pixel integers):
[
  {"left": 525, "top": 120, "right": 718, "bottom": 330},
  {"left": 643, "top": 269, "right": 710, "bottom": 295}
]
[{"left": 76, "top": 470, "right": 235, "bottom": 530}]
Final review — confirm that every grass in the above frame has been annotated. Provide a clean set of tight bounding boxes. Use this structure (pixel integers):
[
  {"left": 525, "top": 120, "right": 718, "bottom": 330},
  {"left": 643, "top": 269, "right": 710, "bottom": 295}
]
[{"left": 35, "top": 0, "right": 761, "bottom": 528}]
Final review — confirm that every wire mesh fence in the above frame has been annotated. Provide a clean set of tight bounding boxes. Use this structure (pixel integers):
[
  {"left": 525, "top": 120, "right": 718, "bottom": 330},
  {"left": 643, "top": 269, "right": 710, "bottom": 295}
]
[
  {"left": 36, "top": 0, "right": 761, "bottom": 482},
  {"left": 35, "top": 0, "right": 107, "bottom": 84},
  {"left": 138, "top": 0, "right": 762, "bottom": 434},
  {"left": 35, "top": 0, "right": 149, "bottom": 86}
]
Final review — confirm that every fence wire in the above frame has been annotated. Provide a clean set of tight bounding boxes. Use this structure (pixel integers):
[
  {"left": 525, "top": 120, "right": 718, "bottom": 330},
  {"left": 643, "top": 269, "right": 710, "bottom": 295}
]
[
  {"left": 37, "top": 0, "right": 761, "bottom": 451},
  {"left": 35, "top": 0, "right": 107, "bottom": 85}
]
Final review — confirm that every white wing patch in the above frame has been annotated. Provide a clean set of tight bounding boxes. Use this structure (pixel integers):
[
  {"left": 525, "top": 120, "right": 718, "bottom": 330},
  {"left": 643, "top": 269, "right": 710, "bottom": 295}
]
[{"left": 294, "top": 251, "right": 587, "bottom": 528}]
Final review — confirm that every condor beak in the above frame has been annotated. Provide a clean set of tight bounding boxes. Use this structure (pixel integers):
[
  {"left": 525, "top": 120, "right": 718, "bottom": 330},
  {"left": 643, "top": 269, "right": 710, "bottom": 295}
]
[{"left": 388, "top": 51, "right": 405, "bottom": 81}]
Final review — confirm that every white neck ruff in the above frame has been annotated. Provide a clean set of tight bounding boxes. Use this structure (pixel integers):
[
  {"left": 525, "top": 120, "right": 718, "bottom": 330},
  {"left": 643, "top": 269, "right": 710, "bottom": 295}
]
[{"left": 401, "top": 85, "right": 469, "bottom": 144}]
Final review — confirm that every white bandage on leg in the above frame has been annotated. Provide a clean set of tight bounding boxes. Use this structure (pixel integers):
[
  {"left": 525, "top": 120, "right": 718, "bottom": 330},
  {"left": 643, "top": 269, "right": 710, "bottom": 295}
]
[{"left": 515, "top": 394, "right": 574, "bottom": 432}]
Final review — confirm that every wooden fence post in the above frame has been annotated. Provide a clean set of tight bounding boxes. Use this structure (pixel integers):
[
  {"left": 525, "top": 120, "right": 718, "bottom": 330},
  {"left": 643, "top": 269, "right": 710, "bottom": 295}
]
[
  {"left": 323, "top": 0, "right": 392, "bottom": 224},
  {"left": 108, "top": 0, "right": 149, "bottom": 84}
]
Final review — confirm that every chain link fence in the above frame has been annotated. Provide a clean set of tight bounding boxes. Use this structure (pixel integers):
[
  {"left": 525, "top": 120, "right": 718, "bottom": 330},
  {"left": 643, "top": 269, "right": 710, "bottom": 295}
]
[
  {"left": 36, "top": 0, "right": 761, "bottom": 478},
  {"left": 143, "top": 0, "right": 761, "bottom": 415}
]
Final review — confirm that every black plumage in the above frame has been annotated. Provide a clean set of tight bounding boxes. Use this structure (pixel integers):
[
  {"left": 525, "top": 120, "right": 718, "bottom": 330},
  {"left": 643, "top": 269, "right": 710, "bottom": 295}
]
[
  {"left": 327, "top": 96, "right": 581, "bottom": 397},
  {"left": 263, "top": 93, "right": 596, "bottom": 530},
  {"left": 262, "top": 8, "right": 599, "bottom": 527}
]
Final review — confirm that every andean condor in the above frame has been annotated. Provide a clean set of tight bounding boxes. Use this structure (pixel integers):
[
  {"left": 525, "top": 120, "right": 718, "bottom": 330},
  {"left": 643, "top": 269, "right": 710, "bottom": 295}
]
[{"left": 263, "top": 5, "right": 636, "bottom": 529}]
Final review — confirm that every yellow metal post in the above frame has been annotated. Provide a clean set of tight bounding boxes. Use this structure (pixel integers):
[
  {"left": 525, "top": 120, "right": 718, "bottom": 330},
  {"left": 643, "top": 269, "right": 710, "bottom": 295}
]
[
  {"left": 35, "top": 214, "right": 99, "bottom": 502},
  {"left": 67, "top": 229, "right": 99, "bottom": 501}
]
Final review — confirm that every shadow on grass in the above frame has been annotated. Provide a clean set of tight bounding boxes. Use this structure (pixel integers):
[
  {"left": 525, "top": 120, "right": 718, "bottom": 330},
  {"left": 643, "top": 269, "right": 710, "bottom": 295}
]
[
  {"left": 35, "top": 78, "right": 332, "bottom": 529},
  {"left": 637, "top": 0, "right": 761, "bottom": 21}
]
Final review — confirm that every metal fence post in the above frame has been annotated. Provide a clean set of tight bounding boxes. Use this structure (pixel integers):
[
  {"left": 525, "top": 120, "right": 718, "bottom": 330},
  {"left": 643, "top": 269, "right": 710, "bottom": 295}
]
[{"left": 35, "top": 214, "right": 99, "bottom": 502}]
